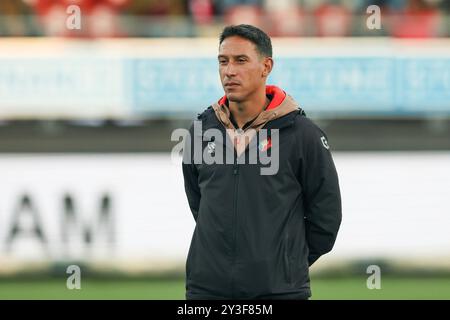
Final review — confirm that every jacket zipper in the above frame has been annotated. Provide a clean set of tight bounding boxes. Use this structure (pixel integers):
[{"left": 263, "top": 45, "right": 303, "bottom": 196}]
[
  {"left": 215, "top": 113, "right": 298, "bottom": 296},
  {"left": 231, "top": 134, "right": 240, "bottom": 298}
]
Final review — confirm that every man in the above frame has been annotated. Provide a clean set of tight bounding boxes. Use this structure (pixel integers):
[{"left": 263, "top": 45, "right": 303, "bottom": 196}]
[{"left": 182, "top": 24, "right": 341, "bottom": 300}]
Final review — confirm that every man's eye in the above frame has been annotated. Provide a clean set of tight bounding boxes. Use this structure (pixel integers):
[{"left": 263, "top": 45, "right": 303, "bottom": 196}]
[{"left": 219, "top": 60, "right": 227, "bottom": 65}]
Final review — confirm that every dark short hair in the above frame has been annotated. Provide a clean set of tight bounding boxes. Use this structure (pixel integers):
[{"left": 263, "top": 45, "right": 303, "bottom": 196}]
[{"left": 219, "top": 24, "right": 272, "bottom": 58}]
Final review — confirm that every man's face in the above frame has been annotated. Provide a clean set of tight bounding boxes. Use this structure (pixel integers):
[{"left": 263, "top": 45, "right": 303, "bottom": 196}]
[{"left": 218, "top": 36, "right": 271, "bottom": 103}]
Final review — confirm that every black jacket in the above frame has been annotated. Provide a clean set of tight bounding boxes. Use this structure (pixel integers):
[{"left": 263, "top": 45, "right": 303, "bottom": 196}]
[{"left": 182, "top": 97, "right": 342, "bottom": 300}]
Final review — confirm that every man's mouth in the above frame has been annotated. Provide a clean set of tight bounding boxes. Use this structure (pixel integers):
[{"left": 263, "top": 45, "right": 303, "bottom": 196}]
[{"left": 224, "top": 82, "right": 240, "bottom": 88}]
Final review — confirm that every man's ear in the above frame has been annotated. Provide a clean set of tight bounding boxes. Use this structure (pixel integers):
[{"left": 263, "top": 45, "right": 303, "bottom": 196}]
[{"left": 262, "top": 57, "right": 274, "bottom": 78}]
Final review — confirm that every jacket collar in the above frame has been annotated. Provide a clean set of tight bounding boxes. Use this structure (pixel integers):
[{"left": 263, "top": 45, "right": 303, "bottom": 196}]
[
  {"left": 211, "top": 85, "right": 300, "bottom": 133},
  {"left": 217, "top": 85, "right": 286, "bottom": 112}
]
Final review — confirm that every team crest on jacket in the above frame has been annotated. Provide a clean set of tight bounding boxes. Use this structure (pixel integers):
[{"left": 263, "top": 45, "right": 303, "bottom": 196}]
[
  {"left": 207, "top": 141, "right": 216, "bottom": 154},
  {"left": 259, "top": 137, "right": 272, "bottom": 152}
]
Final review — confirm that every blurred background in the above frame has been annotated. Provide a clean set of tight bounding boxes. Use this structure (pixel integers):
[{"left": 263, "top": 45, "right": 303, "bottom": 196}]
[{"left": 0, "top": 0, "right": 449, "bottom": 299}]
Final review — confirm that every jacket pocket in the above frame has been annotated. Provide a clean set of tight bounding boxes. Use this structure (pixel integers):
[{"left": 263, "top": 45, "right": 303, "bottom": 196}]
[{"left": 283, "top": 233, "right": 292, "bottom": 284}]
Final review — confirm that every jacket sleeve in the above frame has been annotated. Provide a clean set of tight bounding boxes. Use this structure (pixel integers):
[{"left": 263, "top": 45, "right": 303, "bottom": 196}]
[
  {"left": 298, "top": 118, "right": 342, "bottom": 266},
  {"left": 182, "top": 122, "right": 201, "bottom": 222}
]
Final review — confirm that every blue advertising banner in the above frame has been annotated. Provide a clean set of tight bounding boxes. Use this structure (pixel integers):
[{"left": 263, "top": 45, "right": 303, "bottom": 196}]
[
  {"left": 128, "top": 56, "right": 450, "bottom": 117},
  {"left": 0, "top": 49, "right": 449, "bottom": 118}
]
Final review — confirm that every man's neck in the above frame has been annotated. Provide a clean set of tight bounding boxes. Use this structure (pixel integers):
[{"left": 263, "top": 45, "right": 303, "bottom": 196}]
[{"left": 229, "top": 89, "right": 270, "bottom": 129}]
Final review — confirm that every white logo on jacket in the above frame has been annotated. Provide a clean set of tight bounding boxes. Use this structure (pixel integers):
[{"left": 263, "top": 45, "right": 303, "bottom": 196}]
[
  {"left": 207, "top": 141, "right": 216, "bottom": 154},
  {"left": 321, "top": 136, "right": 330, "bottom": 150}
]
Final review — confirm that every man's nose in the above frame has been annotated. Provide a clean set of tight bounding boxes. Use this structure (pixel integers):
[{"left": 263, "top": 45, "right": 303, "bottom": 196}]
[{"left": 224, "top": 62, "right": 237, "bottom": 77}]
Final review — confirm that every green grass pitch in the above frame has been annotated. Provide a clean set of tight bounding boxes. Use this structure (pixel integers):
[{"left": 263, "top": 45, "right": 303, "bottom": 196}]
[{"left": 0, "top": 277, "right": 449, "bottom": 300}]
